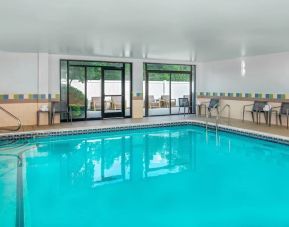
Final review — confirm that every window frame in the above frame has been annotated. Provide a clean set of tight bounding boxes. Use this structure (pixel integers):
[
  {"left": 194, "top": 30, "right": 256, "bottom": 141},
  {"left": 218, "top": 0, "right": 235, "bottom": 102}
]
[{"left": 144, "top": 62, "right": 196, "bottom": 117}]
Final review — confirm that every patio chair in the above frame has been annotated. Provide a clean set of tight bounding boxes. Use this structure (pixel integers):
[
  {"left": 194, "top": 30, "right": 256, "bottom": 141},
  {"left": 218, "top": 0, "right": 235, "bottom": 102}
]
[
  {"left": 160, "top": 95, "right": 176, "bottom": 108},
  {"left": 183, "top": 95, "right": 190, "bottom": 100},
  {"left": 199, "top": 98, "right": 220, "bottom": 117},
  {"left": 183, "top": 95, "right": 192, "bottom": 113},
  {"left": 178, "top": 98, "right": 190, "bottom": 114},
  {"left": 208, "top": 98, "right": 220, "bottom": 117},
  {"left": 148, "top": 95, "right": 161, "bottom": 108},
  {"left": 242, "top": 101, "right": 268, "bottom": 123},
  {"left": 90, "top": 97, "right": 101, "bottom": 111},
  {"left": 183, "top": 95, "right": 191, "bottom": 105},
  {"left": 111, "top": 96, "right": 122, "bottom": 110},
  {"left": 51, "top": 101, "right": 72, "bottom": 124},
  {"left": 271, "top": 102, "right": 289, "bottom": 129}
]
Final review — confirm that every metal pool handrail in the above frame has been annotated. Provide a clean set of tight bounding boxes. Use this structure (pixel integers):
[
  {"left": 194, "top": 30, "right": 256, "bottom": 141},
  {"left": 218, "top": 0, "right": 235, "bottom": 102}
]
[
  {"left": 0, "top": 106, "right": 22, "bottom": 131},
  {"left": 216, "top": 104, "right": 231, "bottom": 131},
  {"left": 205, "top": 104, "right": 231, "bottom": 133},
  {"left": 0, "top": 144, "right": 34, "bottom": 227}
]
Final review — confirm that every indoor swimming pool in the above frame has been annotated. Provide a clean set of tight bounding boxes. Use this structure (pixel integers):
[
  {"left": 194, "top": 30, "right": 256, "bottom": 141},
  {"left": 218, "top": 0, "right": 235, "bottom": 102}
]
[{"left": 1, "top": 125, "right": 289, "bottom": 227}]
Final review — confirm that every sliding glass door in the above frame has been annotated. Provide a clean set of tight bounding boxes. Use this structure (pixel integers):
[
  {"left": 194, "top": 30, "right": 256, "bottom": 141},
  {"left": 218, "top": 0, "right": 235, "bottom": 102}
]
[
  {"left": 87, "top": 67, "right": 102, "bottom": 119},
  {"left": 60, "top": 60, "right": 132, "bottom": 121},
  {"left": 144, "top": 63, "right": 195, "bottom": 116},
  {"left": 170, "top": 73, "right": 191, "bottom": 114},
  {"left": 68, "top": 66, "right": 86, "bottom": 120},
  {"left": 102, "top": 69, "right": 124, "bottom": 118},
  {"left": 147, "top": 72, "right": 170, "bottom": 116}
]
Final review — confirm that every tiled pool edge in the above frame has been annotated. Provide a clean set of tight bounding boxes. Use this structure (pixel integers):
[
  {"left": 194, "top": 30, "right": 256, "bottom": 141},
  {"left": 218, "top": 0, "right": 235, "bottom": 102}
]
[
  {"left": 0, "top": 121, "right": 192, "bottom": 141},
  {"left": 210, "top": 122, "right": 289, "bottom": 145},
  {"left": 1, "top": 120, "right": 289, "bottom": 145}
]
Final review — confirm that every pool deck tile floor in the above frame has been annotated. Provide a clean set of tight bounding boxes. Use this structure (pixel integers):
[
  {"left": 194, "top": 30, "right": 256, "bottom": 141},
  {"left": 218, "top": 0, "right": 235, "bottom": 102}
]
[{"left": 1, "top": 115, "right": 289, "bottom": 138}]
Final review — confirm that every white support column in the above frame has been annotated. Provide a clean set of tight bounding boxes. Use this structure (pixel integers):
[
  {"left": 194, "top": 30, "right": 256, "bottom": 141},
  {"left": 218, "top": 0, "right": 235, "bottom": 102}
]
[
  {"left": 37, "top": 52, "right": 50, "bottom": 124},
  {"left": 37, "top": 53, "right": 49, "bottom": 101},
  {"left": 132, "top": 60, "right": 144, "bottom": 118}
]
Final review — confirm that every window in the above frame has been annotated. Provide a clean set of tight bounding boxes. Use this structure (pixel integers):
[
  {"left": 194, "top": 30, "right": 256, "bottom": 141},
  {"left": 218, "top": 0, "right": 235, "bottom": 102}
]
[
  {"left": 60, "top": 60, "right": 132, "bottom": 121},
  {"left": 144, "top": 63, "right": 196, "bottom": 116}
]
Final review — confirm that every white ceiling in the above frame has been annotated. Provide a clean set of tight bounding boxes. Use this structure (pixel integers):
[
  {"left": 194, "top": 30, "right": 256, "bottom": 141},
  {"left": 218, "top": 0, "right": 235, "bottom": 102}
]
[{"left": 1, "top": 0, "right": 289, "bottom": 62}]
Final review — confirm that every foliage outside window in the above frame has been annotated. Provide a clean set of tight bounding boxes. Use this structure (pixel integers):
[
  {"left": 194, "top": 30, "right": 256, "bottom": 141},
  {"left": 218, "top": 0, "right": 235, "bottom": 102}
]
[{"left": 145, "top": 63, "right": 192, "bottom": 81}]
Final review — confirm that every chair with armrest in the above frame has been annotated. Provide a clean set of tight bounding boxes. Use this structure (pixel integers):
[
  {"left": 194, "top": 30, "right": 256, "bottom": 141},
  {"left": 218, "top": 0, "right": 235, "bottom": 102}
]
[
  {"left": 51, "top": 101, "right": 72, "bottom": 124},
  {"left": 208, "top": 98, "right": 220, "bottom": 117},
  {"left": 243, "top": 101, "right": 268, "bottom": 124},
  {"left": 271, "top": 102, "right": 289, "bottom": 129},
  {"left": 183, "top": 95, "right": 193, "bottom": 114},
  {"left": 90, "top": 97, "right": 101, "bottom": 111},
  {"left": 160, "top": 95, "right": 176, "bottom": 108},
  {"left": 148, "top": 95, "right": 160, "bottom": 108},
  {"left": 111, "top": 96, "right": 122, "bottom": 110},
  {"left": 183, "top": 95, "right": 190, "bottom": 103},
  {"left": 199, "top": 98, "right": 220, "bottom": 117},
  {"left": 178, "top": 98, "right": 190, "bottom": 114}
]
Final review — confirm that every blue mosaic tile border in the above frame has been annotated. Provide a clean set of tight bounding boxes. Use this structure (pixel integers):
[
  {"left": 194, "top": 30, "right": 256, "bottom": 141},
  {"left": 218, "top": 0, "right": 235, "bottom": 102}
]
[
  {"left": 0, "top": 95, "right": 9, "bottom": 101},
  {"left": 191, "top": 121, "right": 289, "bottom": 146},
  {"left": 198, "top": 92, "right": 289, "bottom": 100},
  {"left": 1, "top": 121, "right": 289, "bottom": 146},
  {"left": 0, "top": 122, "right": 191, "bottom": 141},
  {"left": 0, "top": 93, "right": 60, "bottom": 102}
]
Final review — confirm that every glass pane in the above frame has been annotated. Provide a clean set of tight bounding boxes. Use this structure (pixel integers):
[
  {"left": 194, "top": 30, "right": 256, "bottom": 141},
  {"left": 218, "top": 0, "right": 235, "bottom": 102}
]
[
  {"left": 143, "top": 67, "right": 146, "bottom": 116},
  {"left": 148, "top": 73, "right": 170, "bottom": 116},
  {"left": 104, "top": 95, "right": 122, "bottom": 113},
  {"left": 125, "top": 63, "right": 131, "bottom": 117},
  {"left": 144, "top": 63, "right": 195, "bottom": 116},
  {"left": 60, "top": 60, "right": 68, "bottom": 121},
  {"left": 69, "top": 61, "right": 123, "bottom": 68},
  {"left": 104, "top": 70, "right": 121, "bottom": 95},
  {"left": 104, "top": 70, "right": 122, "bottom": 114},
  {"left": 87, "top": 67, "right": 101, "bottom": 119},
  {"left": 171, "top": 73, "right": 191, "bottom": 114},
  {"left": 68, "top": 66, "right": 86, "bottom": 119},
  {"left": 146, "top": 63, "right": 191, "bottom": 72},
  {"left": 192, "top": 66, "right": 196, "bottom": 113}
]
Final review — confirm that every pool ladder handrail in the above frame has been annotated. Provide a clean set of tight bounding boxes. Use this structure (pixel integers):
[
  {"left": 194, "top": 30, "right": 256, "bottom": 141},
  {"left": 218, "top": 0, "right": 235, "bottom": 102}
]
[
  {"left": 205, "top": 103, "right": 219, "bottom": 131},
  {"left": 205, "top": 104, "right": 231, "bottom": 132},
  {"left": 0, "top": 105, "right": 22, "bottom": 131},
  {"left": 216, "top": 104, "right": 231, "bottom": 131}
]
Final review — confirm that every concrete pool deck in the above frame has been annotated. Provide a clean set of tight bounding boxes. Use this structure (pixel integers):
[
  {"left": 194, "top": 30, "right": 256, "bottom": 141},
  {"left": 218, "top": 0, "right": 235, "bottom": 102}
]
[{"left": 1, "top": 115, "right": 289, "bottom": 139}]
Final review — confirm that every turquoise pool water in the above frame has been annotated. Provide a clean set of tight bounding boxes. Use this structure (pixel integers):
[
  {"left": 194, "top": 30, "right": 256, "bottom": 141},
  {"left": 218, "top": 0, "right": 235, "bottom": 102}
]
[{"left": 1, "top": 125, "right": 289, "bottom": 227}]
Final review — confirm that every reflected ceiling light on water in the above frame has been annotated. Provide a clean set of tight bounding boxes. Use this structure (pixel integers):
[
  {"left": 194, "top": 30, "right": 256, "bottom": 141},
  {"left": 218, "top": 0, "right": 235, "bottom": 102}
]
[{"left": 241, "top": 60, "right": 246, "bottom": 77}]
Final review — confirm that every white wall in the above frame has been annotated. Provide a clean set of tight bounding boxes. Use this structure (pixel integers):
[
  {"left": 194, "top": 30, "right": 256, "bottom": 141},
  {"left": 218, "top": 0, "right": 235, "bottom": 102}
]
[
  {"left": 3, "top": 50, "right": 289, "bottom": 98},
  {"left": 0, "top": 52, "right": 52, "bottom": 96},
  {"left": 0, "top": 52, "right": 38, "bottom": 94},
  {"left": 197, "top": 52, "right": 289, "bottom": 93},
  {"left": 0, "top": 51, "right": 194, "bottom": 97},
  {"left": 38, "top": 53, "right": 49, "bottom": 95}
]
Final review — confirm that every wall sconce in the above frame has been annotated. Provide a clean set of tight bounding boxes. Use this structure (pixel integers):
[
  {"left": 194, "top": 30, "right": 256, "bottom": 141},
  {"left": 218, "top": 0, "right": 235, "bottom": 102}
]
[{"left": 241, "top": 60, "right": 246, "bottom": 77}]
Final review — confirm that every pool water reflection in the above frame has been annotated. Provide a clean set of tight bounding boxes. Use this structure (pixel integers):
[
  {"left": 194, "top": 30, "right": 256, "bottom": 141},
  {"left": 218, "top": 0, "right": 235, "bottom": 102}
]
[{"left": 3, "top": 125, "right": 289, "bottom": 227}]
